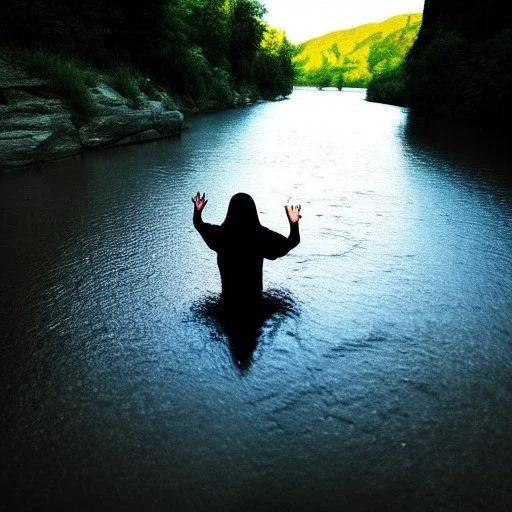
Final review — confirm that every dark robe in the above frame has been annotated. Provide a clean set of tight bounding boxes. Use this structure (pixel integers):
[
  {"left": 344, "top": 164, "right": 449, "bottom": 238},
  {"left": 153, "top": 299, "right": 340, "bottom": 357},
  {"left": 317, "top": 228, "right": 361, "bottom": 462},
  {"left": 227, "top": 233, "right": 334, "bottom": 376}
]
[{"left": 193, "top": 193, "right": 300, "bottom": 309}]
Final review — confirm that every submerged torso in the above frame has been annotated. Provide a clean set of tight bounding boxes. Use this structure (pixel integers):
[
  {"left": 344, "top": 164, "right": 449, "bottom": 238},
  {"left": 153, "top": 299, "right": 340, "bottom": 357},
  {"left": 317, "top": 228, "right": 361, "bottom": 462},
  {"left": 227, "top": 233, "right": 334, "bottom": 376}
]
[{"left": 216, "top": 228, "right": 266, "bottom": 308}]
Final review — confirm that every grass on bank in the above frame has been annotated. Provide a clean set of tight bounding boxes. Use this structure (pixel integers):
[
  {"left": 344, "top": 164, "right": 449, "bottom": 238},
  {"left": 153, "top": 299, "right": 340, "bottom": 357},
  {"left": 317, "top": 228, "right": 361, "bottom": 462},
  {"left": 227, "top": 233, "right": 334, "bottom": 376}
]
[
  {"left": 5, "top": 48, "right": 99, "bottom": 116},
  {"left": 3, "top": 48, "right": 182, "bottom": 116},
  {"left": 106, "top": 67, "right": 143, "bottom": 109}
]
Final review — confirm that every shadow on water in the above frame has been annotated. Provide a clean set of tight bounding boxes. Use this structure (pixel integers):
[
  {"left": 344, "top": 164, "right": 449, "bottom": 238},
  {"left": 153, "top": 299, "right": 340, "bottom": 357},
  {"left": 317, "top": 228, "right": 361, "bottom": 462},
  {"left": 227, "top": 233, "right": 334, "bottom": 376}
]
[
  {"left": 403, "top": 113, "right": 512, "bottom": 190},
  {"left": 191, "top": 288, "right": 300, "bottom": 373}
]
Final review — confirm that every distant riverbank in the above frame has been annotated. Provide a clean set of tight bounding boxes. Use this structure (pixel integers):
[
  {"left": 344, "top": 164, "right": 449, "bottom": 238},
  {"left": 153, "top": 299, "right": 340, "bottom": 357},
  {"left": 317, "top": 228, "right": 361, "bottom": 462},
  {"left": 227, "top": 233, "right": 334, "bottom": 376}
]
[{"left": 293, "top": 86, "right": 367, "bottom": 93}]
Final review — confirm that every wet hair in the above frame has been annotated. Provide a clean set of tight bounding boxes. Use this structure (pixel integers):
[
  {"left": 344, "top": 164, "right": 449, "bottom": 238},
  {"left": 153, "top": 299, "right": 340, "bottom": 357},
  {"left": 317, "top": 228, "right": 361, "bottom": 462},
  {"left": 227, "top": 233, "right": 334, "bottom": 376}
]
[{"left": 222, "top": 193, "right": 261, "bottom": 231}]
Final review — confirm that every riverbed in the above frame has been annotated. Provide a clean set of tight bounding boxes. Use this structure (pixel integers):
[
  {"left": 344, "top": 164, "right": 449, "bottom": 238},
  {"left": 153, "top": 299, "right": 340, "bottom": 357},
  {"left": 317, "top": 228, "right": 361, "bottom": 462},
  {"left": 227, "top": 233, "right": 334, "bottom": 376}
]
[{"left": 1, "top": 89, "right": 511, "bottom": 511}]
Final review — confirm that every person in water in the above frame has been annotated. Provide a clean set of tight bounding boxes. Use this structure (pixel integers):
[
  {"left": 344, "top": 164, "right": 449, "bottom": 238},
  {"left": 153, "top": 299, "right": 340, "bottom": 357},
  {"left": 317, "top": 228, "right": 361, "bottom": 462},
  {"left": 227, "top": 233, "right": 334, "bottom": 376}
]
[{"left": 192, "top": 192, "right": 301, "bottom": 309}]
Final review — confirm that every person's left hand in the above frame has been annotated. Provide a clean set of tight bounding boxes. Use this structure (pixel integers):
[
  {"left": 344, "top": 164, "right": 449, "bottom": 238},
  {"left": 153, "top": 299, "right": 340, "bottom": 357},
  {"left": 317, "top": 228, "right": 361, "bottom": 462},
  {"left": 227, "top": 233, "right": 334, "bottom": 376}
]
[
  {"left": 192, "top": 191, "right": 208, "bottom": 212},
  {"left": 285, "top": 204, "right": 302, "bottom": 223}
]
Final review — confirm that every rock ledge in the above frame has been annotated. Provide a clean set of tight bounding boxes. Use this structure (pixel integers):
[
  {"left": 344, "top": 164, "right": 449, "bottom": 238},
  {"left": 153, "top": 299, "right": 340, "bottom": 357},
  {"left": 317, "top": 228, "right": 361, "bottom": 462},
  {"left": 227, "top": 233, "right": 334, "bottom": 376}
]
[{"left": 0, "top": 59, "right": 184, "bottom": 170}]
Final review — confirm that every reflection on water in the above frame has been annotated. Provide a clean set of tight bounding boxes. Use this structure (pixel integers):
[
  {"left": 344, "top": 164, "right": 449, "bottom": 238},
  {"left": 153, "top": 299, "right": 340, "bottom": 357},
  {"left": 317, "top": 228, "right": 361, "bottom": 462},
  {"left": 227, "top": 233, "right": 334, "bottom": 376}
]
[
  {"left": 404, "top": 112, "right": 512, "bottom": 189},
  {"left": 191, "top": 288, "right": 300, "bottom": 372}
]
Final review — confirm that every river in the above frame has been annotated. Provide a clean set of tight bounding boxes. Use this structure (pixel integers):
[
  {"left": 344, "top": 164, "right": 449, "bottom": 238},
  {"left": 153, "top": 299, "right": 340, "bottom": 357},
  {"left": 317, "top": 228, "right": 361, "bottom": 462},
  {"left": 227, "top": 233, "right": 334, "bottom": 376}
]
[{"left": 1, "top": 89, "right": 511, "bottom": 511}]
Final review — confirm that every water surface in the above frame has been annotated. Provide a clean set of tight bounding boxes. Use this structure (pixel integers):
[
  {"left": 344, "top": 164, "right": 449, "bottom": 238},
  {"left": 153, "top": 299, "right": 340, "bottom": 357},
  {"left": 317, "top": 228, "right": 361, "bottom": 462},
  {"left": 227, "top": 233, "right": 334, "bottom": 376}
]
[{"left": 1, "top": 89, "right": 511, "bottom": 511}]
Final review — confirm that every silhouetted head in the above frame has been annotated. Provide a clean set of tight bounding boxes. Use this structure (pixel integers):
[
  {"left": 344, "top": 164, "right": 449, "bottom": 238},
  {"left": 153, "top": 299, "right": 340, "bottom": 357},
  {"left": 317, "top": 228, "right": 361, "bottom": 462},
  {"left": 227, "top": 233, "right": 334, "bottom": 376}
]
[{"left": 222, "top": 193, "right": 261, "bottom": 231}]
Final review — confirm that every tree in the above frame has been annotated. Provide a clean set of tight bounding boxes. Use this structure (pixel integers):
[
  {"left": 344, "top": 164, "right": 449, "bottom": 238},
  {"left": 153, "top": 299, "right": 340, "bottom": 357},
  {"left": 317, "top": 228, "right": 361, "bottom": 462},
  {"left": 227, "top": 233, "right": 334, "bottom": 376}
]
[
  {"left": 313, "top": 55, "right": 333, "bottom": 90},
  {"left": 333, "top": 69, "right": 344, "bottom": 90},
  {"left": 228, "top": 0, "right": 266, "bottom": 82},
  {"left": 254, "top": 26, "right": 295, "bottom": 98}
]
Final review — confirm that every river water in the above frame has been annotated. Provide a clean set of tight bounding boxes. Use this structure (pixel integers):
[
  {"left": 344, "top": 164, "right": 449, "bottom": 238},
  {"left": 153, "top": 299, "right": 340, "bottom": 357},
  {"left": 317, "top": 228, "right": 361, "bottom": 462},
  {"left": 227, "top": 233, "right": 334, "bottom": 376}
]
[{"left": 1, "top": 89, "right": 511, "bottom": 511}]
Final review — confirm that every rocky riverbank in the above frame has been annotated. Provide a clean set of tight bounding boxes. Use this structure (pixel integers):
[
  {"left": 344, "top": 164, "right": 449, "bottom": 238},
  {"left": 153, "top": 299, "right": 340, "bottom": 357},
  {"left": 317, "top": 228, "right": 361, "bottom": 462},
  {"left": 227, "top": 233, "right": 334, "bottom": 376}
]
[{"left": 0, "top": 55, "right": 185, "bottom": 170}]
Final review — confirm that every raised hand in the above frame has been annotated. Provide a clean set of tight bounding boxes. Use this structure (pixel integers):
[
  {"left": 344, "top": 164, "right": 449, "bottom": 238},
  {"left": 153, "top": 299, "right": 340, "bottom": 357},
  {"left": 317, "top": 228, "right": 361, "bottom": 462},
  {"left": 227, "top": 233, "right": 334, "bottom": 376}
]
[
  {"left": 192, "top": 191, "right": 208, "bottom": 212},
  {"left": 285, "top": 204, "right": 302, "bottom": 224}
]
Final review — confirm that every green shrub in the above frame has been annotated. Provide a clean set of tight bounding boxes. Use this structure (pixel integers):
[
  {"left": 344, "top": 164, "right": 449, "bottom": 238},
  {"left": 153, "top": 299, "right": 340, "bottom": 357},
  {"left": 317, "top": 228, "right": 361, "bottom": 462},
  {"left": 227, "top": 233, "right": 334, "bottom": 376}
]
[
  {"left": 160, "top": 92, "right": 177, "bottom": 111},
  {"left": 209, "top": 67, "right": 235, "bottom": 106},
  {"left": 366, "top": 66, "right": 408, "bottom": 105},
  {"left": 139, "top": 78, "right": 161, "bottom": 101},
  {"left": 237, "top": 83, "right": 260, "bottom": 103}
]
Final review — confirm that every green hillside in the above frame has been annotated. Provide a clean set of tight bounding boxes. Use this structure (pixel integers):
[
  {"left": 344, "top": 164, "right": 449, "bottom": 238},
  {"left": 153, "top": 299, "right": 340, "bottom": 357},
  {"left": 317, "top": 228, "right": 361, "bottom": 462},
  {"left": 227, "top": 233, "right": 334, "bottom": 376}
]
[{"left": 294, "top": 13, "right": 422, "bottom": 88}]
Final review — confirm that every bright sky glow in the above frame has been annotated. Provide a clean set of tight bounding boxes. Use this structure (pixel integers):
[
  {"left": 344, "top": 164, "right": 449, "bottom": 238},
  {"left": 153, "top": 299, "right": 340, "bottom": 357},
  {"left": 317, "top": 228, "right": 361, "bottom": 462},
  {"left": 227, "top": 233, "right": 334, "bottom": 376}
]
[{"left": 262, "top": 0, "right": 425, "bottom": 43}]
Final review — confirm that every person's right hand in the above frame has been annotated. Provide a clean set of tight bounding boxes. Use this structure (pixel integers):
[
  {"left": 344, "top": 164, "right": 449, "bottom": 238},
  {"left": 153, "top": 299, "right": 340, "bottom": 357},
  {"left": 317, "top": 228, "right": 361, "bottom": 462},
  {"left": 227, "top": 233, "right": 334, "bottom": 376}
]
[
  {"left": 285, "top": 204, "right": 302, "bottom": 223},
  {"left": 192, "top": 191, "right": 208, "bottom": 212}
]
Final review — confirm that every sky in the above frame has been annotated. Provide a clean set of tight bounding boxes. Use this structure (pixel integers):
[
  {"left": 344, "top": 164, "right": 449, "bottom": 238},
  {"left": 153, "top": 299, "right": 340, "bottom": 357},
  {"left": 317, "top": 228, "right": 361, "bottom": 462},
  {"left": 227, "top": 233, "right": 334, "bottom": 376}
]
[{"left": 262, "top": 0, "right": 425, "bottom": 44}]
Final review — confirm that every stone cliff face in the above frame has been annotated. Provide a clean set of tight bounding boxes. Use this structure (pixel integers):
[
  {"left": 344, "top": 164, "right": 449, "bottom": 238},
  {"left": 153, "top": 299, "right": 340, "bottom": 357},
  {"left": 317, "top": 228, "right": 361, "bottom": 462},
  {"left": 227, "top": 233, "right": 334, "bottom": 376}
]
[
  {"left": 412, "top": 0, "right": 511, "bottom": 52},
  {"left": 404, "top": 0, "right": 511, "bottom": 123},
  {"left": 0, "top": 56, "right": 184, "bottom": 169}
]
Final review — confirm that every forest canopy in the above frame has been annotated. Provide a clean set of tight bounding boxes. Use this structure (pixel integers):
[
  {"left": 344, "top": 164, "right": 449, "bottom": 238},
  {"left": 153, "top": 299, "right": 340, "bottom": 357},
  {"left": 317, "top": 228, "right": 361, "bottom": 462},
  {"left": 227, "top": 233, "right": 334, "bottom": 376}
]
[{"left": 0, "top": 1, "right": 295, "bottom": 105}]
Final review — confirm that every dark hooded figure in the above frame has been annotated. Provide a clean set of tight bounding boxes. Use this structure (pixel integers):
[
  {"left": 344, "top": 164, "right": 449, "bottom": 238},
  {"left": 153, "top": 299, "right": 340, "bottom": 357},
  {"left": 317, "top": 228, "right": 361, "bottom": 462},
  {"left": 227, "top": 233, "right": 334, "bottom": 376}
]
[{"left": 192, "top": 192, "right": 301, "bottom": 310}]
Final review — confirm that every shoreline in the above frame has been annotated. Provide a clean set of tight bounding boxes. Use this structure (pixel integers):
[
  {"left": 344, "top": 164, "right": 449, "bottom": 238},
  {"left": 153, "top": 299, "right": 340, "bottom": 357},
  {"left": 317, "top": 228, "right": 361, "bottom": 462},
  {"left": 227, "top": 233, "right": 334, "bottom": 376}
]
[{"left": 0, "top": 55, "right": 273, "bottom": 172}]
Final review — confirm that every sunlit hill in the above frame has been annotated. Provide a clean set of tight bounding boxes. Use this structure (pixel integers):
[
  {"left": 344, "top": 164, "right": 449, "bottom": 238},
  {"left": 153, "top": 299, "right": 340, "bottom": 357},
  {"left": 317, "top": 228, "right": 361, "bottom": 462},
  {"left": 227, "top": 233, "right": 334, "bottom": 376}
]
[{"left": 294, "top": 13, "right": 422, "bottom": 88}]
